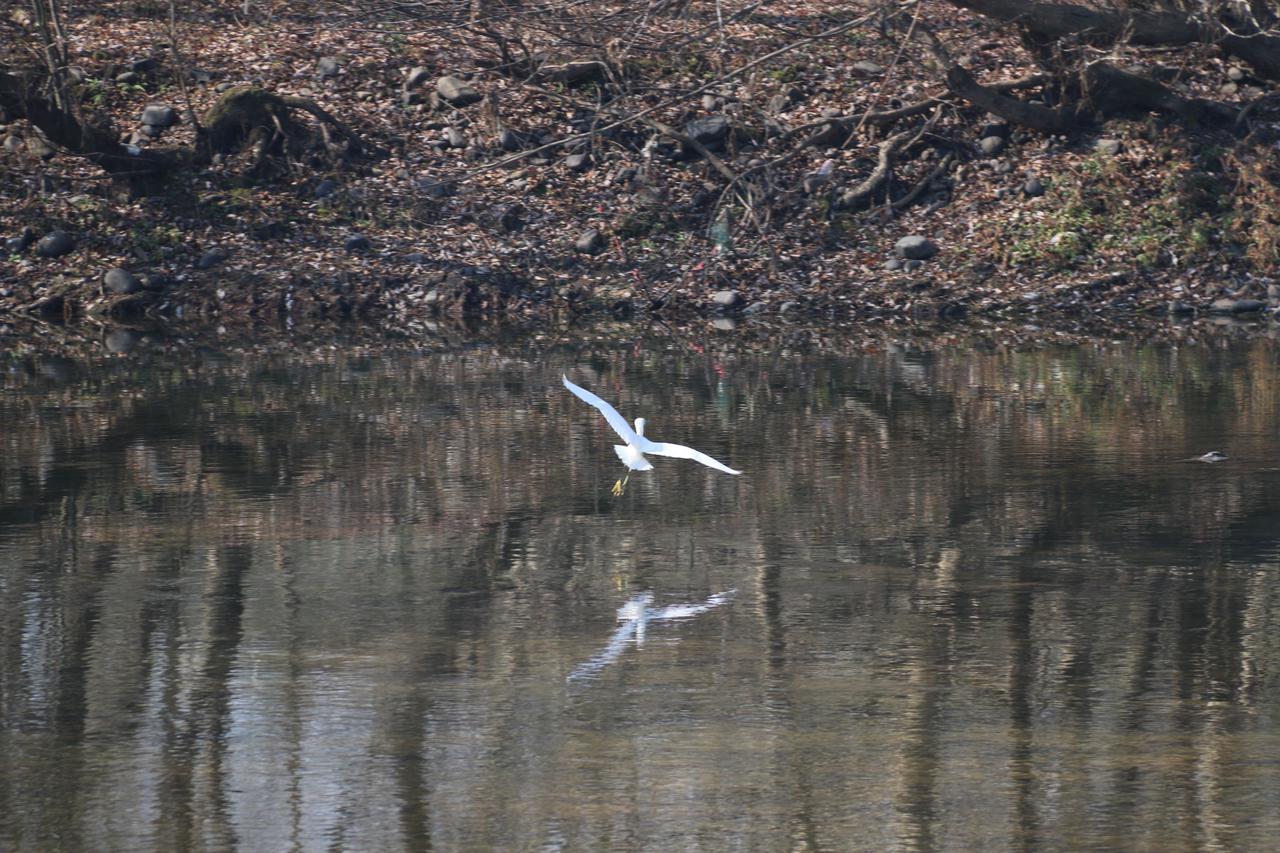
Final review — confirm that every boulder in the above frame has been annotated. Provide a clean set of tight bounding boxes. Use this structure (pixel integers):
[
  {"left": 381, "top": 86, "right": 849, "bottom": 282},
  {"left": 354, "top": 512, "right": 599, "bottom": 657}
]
[
  {"left": 417, "top": 178, "right": 455, "bottom": 198},
  {"left": 196, "top": 247, "right": 229, "bottom": 269},
  {"left": 563, "top": 152, "right": 592, "bottom": 172},
  {"left": 140, "top": 104, "right": 179, "bottom": 127},
  {"left": 574, "top": 228, "right": 607, "bottom": 254},
  {"left": 894, "top": 235, "right": 938, "bottom": 260},
  {"left": 1095, "top": 138, "right": 1123, "bottom": 156},
  {"left": 36, "top": 230, "right": 75, "bottom": 258},
  {"left": 436, "top": 76, "right": 482, "bottom": 106},
  {"left": 1211, "top": 297, "right": 1265, "bottom": 313},
  {"left": 5, "top": 227, "right": 35, "bottom": 254},
  {"left": 497, "top": 129, "right": 522, "bottom": 151},
  {"left": 979, "top": 135, "right": 1005, "bottom": 155},
  {"left": 685, "top": 115, "right": 731, "bottom": 149},
  {"left": 404, "top": 66, "right": 432, "bottom": 90},
  {"left": 104, "top": 267, "right": 141, "bottom": 294},
  {"left": 344, "top": 234, "right": 371, "bottom": 253},
  {"left": 26, "top": 133, "right": 56, "bottom": 160},
  {"left": 712, "top": 290, "right": 743, "bottom": 309},
  {"left": 105, "top": 329, "right": 141, "bottom": 354}
]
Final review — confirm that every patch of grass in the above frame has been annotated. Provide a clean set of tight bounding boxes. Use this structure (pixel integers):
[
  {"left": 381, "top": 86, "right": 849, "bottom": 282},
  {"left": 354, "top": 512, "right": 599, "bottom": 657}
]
[
  {"left": 1001, "top": 144, "right": 1242, "bottom": 272},
  {"left": 131, "top": 221, "right": 185, "bottom": 252}
]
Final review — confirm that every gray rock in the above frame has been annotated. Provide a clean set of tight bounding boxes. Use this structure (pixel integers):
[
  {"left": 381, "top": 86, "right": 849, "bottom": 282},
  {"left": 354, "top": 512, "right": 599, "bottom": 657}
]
[
  {"left": 1220, "top": 82, "right": 1239, "bottom": 96},
  {"left": 404, "top": 66, "right": 432, "bottom": 90},
  {"left": 138, "top": 272, "right": 168, "bottom": 291},
  {"left": 574, "top": 228, "right": 607, "bottom": 254},
  {"left": 980, "top": 121, "right": 1010, "bottom": 139},
  {"left": 5, "top": 227, "right": 35, "bottom": 254},
  {"left": 140, "top": 104, "right": 178, "bottom": 127},
  {"left": 401, "top": 91, "right": 423, "bottom": 106},
  {"left": 894, "top": 235, "right": 938, "bottom": 260},
  {"left": 563, "top": 152, "right": 592, "bottom": 172},
  {"left": 979, "top": 135, "right": 1005, "bottom": 155},
  {"left": 436, "top": 75, "right": 482, "bottom": 106},
  {"left": 851, "top": 60, "right": 884, "bottom": 77},
  {"left": 1211, "top": 297, "right": 1265, "bottom": 313},
  {"left": 36, "top": 230, "right": 75, "bottom": 258},
  {"left": 487, "top": 203, "right": 525, "bottom": 233},
  {"left": 314, "top": 179, "right": 338, "bottom": 199},
  {"left": 105, "top": 329, "right": 141, "bottom": 354},
  {"left": 139, "top": 124, "right": 164, "bottom": 138},
  {"left": 1023, "top": 177, "right": 1045, "bottom": 197},
  {"left": 712, "top": 289, "right": 743, "bottom": 309},
  {"left": 27, "top": 134, "right": 56, "bottom": 160},
  {"left": 903, "top": 259, "right": 924, "bottom": 273},
  {"left": 418, "top": 178, "right": 455, "bottom": 198},
  {"left": 1095, "top": 138, "right": 1123, "bottom": 156},
  {"left": 1168, "top": 300, "right": 1194, "bottom": 315},
  {"left": 712, "top": 318, "right": 737, "bottom": 331},
  {"left": 443, "top": 127, "right": 468, "bottom": 148},
  {"left": 884, "top": 258, "right": 903, "bottom": 271},
  {"left": 104, "top": 267, "right": 141, "bottom": 294},
  {"left": 743, "top": 301, "right": 768, "bottom": 315},
  {"left": 344, "top": 234, "right": 371, "bottom": 253},
  {"left": 1227, "top": 66, "right": 1245, "bottom": 82},
  {"left": 115, "top": 71, "right": 141, "bottom": 85},
  {"left": 767, "top": 92, "right": 791, "bottom": 115},
  {"left": 317, "top": 56, "right": 340, "bottom": 78},
  {"left": 684, "top": 115, "right": 731, "bottom": 149},
  {"left": 498, "top": 129, "right": 522, "bottom": 151},
  {"left": 196, "top": 247, "right": 229, "bottom": 269}
]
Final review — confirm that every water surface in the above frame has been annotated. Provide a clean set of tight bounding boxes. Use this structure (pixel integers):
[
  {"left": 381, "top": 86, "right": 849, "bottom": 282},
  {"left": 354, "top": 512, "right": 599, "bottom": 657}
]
[{"left": 3, "top": 338, "right": 1280, "bottom": 851}]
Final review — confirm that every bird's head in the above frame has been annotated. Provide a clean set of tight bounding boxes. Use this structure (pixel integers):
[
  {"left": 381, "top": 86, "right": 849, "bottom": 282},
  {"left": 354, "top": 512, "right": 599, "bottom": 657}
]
[{"left": 634, "top": 417, "right": 646, "bottom": 436}]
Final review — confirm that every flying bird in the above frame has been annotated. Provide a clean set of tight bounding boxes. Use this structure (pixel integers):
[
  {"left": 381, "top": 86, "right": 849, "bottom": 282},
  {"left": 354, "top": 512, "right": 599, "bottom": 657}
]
[{"left": 562, "top": 375, "right": 741, "bottom": 495}]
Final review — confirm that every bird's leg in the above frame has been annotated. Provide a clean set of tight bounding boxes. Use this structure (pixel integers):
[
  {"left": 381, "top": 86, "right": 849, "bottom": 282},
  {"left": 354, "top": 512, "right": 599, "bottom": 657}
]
[{"left": 612, "top": 471, "right": 630, "bottom": 496}]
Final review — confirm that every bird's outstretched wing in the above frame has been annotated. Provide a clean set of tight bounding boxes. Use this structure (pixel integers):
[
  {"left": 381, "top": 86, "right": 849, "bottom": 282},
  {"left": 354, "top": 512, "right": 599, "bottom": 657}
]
[
  {"left": 652, "top": 590, "right": 736, "bottom": 620},
  {"left": 563, "top": 375, "right": 638, "bottom": 443},
  {"left": 644, "top": 441, "right": 741, "bottom": 475}
]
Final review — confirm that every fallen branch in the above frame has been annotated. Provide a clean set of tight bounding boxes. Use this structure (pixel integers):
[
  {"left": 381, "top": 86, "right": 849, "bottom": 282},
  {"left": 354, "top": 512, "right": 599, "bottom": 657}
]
[{"left": 835, "top": 128, "right": 916, "bottom": 210}]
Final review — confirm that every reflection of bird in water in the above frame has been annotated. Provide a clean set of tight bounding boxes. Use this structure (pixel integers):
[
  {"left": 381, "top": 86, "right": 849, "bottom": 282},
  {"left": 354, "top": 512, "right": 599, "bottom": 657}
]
[
  {"left": 562, "top": 375, "right": 741, "bottom": 495},
  {"left": 567, "top": 590, "right": 735, "bottom": 682}
]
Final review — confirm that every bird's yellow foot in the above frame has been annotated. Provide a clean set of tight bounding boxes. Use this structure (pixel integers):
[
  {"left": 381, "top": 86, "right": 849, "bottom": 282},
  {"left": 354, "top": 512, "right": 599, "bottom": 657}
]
[{"left": 612, "top": 478, "right": 626, "bottom": 496}]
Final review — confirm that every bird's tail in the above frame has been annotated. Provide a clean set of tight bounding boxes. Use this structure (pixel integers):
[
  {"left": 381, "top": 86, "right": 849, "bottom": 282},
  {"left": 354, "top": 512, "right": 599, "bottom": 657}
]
[{"left": 614, "top": 445, "right": 654, "bottom": 471}]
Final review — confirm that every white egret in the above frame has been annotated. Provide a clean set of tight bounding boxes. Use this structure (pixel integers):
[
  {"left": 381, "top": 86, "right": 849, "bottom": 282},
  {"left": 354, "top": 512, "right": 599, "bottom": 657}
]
[{"left": 562, "top": 375, "right": 741, "bottom": 495}]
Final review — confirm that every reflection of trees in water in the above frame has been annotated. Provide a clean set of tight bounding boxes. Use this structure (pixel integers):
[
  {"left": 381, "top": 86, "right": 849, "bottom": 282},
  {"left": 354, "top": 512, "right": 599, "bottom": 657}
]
[{"left": 1, "top": 342, "right": 1279, "bottom": 848}]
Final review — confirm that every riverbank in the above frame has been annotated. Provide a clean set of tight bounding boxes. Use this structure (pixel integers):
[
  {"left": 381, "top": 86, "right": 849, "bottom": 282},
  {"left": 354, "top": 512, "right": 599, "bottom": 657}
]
[{"left": 2, "top": 2, "right": 1278, "bottom": 338}]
